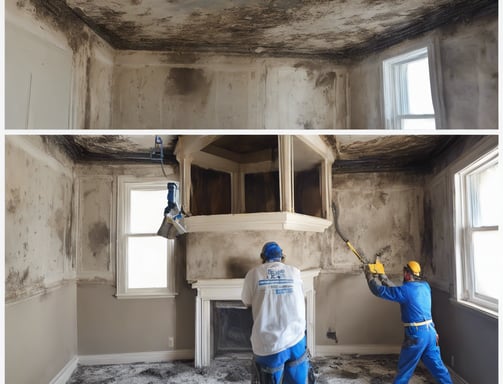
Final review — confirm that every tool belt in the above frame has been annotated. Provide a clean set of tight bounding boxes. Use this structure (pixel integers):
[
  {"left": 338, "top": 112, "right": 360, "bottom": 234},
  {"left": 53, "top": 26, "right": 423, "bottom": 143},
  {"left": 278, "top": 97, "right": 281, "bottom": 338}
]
[{"left": 403, "top": 319, "right": 432, "bottom": 327}]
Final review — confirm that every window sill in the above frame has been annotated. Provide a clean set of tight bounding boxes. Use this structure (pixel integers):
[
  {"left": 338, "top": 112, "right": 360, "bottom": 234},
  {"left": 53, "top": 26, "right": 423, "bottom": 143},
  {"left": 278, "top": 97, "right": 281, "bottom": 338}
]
[
  {"left": 448, "top": 297, "right": 498, "bottom": 319},
  {"left": 115, "top": 292, "right": 178, "bottom": 300}
]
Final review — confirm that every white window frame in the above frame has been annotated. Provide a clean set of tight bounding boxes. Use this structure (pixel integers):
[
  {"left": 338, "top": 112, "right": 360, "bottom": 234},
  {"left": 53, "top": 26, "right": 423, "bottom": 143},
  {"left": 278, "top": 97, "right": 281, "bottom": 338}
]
[
  {"left": 454, "top": 148, "right": 499, "bottom": 316},
  {"left": 382, "top": 39, "right": 444, "bottom": 130},
  {"left": 116, "top": 176, "right": 177, "bottom": 299}
]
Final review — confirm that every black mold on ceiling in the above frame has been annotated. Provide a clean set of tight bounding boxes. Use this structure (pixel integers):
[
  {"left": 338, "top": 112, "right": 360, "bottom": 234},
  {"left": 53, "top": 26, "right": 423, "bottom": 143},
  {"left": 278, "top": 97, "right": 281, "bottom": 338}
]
[
  {"left": 325, "top": 135, "right": 460, "bottom": 173},
  {"left": 45, "top": 134, "right": 472, "bottom": 174},
  {"left": 44, "top": 135, "right": 179, "bottom": 164},
  {"left": 34, "top": 0, "right": 497, "bottom": 60}
]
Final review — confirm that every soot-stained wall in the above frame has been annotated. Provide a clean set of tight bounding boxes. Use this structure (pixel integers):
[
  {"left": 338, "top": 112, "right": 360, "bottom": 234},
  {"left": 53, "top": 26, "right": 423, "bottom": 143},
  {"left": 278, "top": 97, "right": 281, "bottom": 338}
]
[
  {"left": 6, "top": 0, "right": 496, "bottom": 130},
  {"left": 186, "top": 171, "right": 426, "bottom": 349},
  {"left": 7, "top": 1, "right": 348, "bottom": 129},
  {"left": 5, "top": 136, "right": 78, "bottom": 383},
  {"left": 349, "top": 13, "right": 498, "bottom": 129},
  {"left": 6, "top": 0, "right": 114, "bottom": 129},
  {"left": 5, "top": 136, "right": 76, "bottom": 301},
  {"left": 112, "top": 52, "right": 348, "bottom": 129},
  {"left": 5, "top": 135, "right": 498, "bottom": 383}
]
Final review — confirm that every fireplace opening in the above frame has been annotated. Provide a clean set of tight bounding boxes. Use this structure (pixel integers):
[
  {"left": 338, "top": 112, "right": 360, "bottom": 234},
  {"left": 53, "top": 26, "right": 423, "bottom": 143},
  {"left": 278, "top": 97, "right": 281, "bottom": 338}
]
[{"left": 212, "top": 301, "right": 253, "bottom": 357}]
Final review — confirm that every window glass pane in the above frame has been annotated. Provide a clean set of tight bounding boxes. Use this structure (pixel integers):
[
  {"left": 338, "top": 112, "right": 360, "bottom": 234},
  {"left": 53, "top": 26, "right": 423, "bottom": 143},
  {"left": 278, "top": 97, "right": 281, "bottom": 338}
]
[
  {"left": 130, "top": 189, "right": 167, "bottom": 233},
  {"left": 472, "top": 230, "right": 500, "bottom": 300},
  {"left": 406, "top": 57, "right": 434, "bottom": 114},
  {"left": 402, "top": 118, "right": 435, "bottom": 130},
  {"left": 128, "top": 236, "right": 168, "bottom": 289},
  {"left": 469, "top": 162, "right": 499, "bottom": 227}
]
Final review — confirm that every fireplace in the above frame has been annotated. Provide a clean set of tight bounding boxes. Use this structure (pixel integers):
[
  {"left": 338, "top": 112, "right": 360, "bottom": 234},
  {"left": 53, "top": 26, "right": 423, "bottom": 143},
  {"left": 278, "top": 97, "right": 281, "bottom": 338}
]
[
  {"left": 213, "top": 301, "right": 252, "bottom": 356},
  {"left": 191, "top": 269, "right": 320, "bottom": 367}
]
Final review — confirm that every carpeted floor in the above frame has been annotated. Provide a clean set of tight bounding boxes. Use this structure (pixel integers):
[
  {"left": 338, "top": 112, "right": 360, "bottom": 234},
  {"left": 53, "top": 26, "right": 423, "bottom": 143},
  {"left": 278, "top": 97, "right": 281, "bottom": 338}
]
[{"left": 67, "top": 354, "right": 437, "bottom": 384}]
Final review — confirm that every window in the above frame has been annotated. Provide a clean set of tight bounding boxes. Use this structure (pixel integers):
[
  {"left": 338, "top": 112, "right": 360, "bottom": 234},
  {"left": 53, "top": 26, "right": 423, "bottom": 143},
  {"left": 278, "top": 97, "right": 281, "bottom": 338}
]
[
  {"left": 382, "top": 44, "right": 442, "bottom": 129},
  {"left": 116, "top": 177, "right": 177, "bottom": 298},
  {"left": 455, "top": 148, "right": 499, "bottom": 314}
]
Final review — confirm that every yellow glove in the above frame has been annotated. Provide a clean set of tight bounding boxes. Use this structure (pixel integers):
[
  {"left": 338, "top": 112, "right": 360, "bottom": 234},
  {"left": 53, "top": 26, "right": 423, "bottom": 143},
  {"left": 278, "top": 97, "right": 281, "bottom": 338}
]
[{"left": 368, "top": 262, "right": 385, "bottom": 275}]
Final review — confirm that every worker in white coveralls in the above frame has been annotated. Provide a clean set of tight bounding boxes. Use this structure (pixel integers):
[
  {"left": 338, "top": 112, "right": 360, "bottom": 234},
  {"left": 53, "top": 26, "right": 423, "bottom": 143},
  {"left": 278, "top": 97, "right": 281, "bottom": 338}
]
[
  {"left": 364, "top": 260, "right": 453, "bottom": 384},
  {"left": 242, "top": 241, "right": 314, "bottom": 384}
]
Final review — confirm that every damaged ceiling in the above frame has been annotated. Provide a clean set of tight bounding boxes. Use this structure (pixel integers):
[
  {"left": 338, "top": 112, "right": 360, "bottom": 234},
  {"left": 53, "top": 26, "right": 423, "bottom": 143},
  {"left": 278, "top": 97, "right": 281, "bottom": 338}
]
[
  {"left": 48, "top": 134, "right": 461, "bottom": 173},
  {"left": 39, "top": 0, "right": 496, "bottom": 59}
]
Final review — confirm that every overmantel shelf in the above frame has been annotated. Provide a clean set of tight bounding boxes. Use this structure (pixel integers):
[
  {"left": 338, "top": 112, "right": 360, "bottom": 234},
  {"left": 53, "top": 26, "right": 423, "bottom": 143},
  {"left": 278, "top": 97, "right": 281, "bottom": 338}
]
[
  {"left": 184, "top": 211, "right": 333, "bottom": 233},
  {"left": 175, "top": 135, "right": 335, "bottom": 233}
]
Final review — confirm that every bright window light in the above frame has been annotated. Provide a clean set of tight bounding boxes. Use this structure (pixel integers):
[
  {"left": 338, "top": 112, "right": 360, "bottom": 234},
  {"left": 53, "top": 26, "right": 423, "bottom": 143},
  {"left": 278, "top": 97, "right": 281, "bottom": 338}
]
[
  {"left": 406, "top": 57, "right": 434, "bottom": 115},
  {"left": 116, "top": 177, "right": 177, "bottom": 298},
  {"left": 383, "top": 45, "right": 440, "bottom": 130},
  {"left": 455, "top": 148, "right": 499, "bottom": 314},
  {"left": 130, "top": 189, "right": 168, "bottom": 233},
  {"left": 128, "top": 236, "right": 168, "bottom": 288}
]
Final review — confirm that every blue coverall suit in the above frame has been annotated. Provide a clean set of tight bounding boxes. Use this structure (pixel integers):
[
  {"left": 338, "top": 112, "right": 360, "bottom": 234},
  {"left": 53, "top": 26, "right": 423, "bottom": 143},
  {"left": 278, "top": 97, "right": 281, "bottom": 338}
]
[{"left": 367, "top": 277, "right": 453, "bottom": 384}]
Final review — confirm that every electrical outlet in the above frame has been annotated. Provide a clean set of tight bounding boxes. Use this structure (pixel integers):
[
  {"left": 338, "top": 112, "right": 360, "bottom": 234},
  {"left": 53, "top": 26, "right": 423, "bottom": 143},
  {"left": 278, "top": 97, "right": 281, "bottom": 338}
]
[
  {"left": 168, "top": 337, "right": 174, "bottom": 348},
  {"left": 450, "top": 355, "right": 455, "bottom": 367},
  {"left": 326, "top": 330, "right": 338, "bottom": 343}
]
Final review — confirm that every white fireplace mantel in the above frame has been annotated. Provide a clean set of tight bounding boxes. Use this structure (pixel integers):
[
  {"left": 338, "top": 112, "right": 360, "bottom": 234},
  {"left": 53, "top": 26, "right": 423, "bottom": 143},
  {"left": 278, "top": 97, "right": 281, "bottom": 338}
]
[{"left": 191, "top": 268, "right": 321, "bottom": 368}]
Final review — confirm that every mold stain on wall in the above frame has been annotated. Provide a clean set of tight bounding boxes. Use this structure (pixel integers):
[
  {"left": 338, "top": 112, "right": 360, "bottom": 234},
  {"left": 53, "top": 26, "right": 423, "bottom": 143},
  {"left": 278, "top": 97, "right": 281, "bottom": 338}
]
[
  {"left": 5, "top": 136, "right": 78, "bottom": 303},
  {"left": 23, "top": 0, "right": 91, "bottom": 53},
  {"left": 165, "top": 68, "right": 212, "bottom": 99},
  {"left": 87, "top": 221, "right": 110, "bottom": 261},
  {"left": 49, "top": 207, "right": 67, "bottom": 255},
  {"left": 422, "top": 197, "right": 434, "bottom": 273},
  {"left": 5, "top": 267, "right": 45, "bottom": 302},
  {"left": 7, "top": 188, "right": 21, "bottom": 215}
]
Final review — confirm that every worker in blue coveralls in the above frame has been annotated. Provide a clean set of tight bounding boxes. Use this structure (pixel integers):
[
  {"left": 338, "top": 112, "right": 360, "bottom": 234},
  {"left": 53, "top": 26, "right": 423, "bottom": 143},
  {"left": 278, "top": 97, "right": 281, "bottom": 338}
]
[
  {"left": 242, "top": 241, "right": 314, "bottom": 384},
  {"left": 364, "top": 260, "right": 453, "bottom": 384}
]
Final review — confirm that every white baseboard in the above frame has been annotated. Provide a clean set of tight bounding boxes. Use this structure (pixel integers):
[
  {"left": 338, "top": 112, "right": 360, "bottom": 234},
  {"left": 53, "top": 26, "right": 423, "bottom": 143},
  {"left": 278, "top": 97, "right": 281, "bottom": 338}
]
[
  {"left": 315, "top": 344, "right": 401, "bottom": 357},
  {"left": 50, "top": 350, "right": 195, "bottom": 383},
  {"left": 49, "top": 356, "right": 79, "bottom": 384},
  {"left": 78, "top": 349, "right": 195, "bottom": 366}
]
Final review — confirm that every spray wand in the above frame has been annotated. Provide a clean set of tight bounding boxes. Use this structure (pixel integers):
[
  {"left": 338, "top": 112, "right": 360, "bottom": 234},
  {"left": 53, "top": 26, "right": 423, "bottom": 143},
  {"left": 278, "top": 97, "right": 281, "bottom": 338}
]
[
  {"left": 332, "top": 202, "right": 366, "bottom": 265},
  {"left": 331, "top": 202, "right": 385, "bottom": 274}
]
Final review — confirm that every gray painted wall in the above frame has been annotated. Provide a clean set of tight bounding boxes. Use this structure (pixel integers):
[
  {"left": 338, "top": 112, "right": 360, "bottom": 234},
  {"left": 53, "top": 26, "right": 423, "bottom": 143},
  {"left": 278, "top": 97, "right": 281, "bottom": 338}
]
[
  {"left": 74, "top": 162, "right": 195, "bottom": 354},
  {"left": 425, "top": 135, "right": 499, "bottom": 384},
  {"left": 5, "top": 283, "right": 78, "bottom": 384}
]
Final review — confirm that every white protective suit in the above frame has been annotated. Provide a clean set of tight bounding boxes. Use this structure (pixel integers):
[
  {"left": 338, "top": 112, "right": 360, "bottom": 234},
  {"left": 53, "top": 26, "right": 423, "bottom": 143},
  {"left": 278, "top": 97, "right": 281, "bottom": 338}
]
[{"left": 242, "top": 261, "right": 306, "bottom": 356}]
